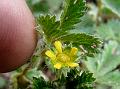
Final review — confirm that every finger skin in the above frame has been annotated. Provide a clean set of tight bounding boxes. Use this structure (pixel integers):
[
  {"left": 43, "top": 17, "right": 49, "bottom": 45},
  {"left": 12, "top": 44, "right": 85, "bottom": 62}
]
[{"left": 0, "top": 0, "right": 37, "bottom": 72}]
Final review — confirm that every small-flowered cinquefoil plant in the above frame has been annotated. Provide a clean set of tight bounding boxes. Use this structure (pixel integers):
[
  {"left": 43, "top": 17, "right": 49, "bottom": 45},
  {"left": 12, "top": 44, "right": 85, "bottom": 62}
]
[{"left": 45, "top": 41, "right": 79, "bottom": 69}]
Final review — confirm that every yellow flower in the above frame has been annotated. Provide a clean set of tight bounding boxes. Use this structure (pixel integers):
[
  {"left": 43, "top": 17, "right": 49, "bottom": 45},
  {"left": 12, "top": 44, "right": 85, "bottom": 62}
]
[{"left": 45, "top": 41, "right": 79, "bottom": 69}]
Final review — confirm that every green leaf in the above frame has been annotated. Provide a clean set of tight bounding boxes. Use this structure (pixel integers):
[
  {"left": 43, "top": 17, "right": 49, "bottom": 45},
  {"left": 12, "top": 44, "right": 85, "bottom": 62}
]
[
  {"left": 96, "top": 41, "right": 120, "bottom": 76},
  {"left": 37, "top": 0, "right": 87, "bottom": 42},
  {"left": 54, "top": 69, "right": 95, "bottom": 89},
  {"left": 98, "top": 70, "right": 120, "bottom": 86},
  {"left": 37, "top": 0, "right": 101, "bottom": 57},
  {"left": 37, "top": 15, "right": 60, "bottom": 42},
  {"left": 97, "top": 20, "right": 120, "bottom": 42},
  {"left": 85, "top": 41, "right": 120, "bottom": 87},
  {"left": 65, "top": 70, "right": 95, "bottom": 89},
  {"left": 102, "top": 0, "right": 120, "bottom": 17},
  {"left": 60, "top": 0, "right": 87, "bottom": 31},
  {"left": 57, "top": 33, "right": 101, "bottom": 57},
  {"left": 33, "top": 77, "right": 55, "bottom": 89}
]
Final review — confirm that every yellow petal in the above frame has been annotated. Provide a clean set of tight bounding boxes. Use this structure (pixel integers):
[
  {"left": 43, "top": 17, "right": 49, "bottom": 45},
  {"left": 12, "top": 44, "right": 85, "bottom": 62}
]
[
  {"left": 54, "top": 41, "right": 62, "bottom": 53},
  {"left": 70, "top": 47, "right": 78, "bottom": 56},
  {"left": 45, "top": 50, "right": 56, "bottom": 60},
  {"left": 54, "top": 63, "right": 62, "bottom": 69},
  {"left": 67, "top": 63, "right": 79, "bottom": 67}
]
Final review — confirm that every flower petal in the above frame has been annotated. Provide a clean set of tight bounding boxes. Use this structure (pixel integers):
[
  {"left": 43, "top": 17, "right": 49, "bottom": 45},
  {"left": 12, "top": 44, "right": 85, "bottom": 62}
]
[
  {"left": 54, "top": 63, "right": 62, "bottom": 69},
  {"left": 45, "top": 50, "right": 56, "bottom": 60},
  {"left": 67, "top": 63, "right": 79, "bottom": 67},
  {"left": 70, "top": 47, "right": 78, "bottom": 56},
  {"left": 54, "top": 41, "right": 62, "bottom": 53}
]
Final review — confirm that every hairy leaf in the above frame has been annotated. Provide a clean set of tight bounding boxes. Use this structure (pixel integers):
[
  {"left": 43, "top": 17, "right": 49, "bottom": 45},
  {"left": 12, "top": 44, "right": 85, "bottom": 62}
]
[
  {"left": 37, "top": 15, "right": 60, "bottom": 42},
  {"left": 33, "top": 77, "right": 55, "bottom": 89},
  {"left": 57, "top": 33, "right": 101, "bottom": 57},
  {"left": 60, "top": 0, "right": 87, "bottom": 31},
  {"left": 37, "top": 0, "right": 87, "bottom": 42},
  {"left": 37, "top": 0, "right": 101, "bottom": 57},
  {"left": 85, "top": 41, "right": 120, "bottom": 88},
  {"left": 65, "top": 70, "right": 95, "bottom": 89}
]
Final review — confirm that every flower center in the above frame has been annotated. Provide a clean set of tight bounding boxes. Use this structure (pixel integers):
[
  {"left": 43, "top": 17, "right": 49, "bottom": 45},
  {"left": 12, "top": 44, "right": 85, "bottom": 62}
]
[{"left": 57, "top": 53, "right": 70, "bottom": 63}]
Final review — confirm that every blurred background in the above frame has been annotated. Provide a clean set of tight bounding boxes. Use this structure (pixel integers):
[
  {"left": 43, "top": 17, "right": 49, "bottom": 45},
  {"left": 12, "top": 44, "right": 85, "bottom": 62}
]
[{"left": 0, "top": 0, "right": 120, "bottom": 89}]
